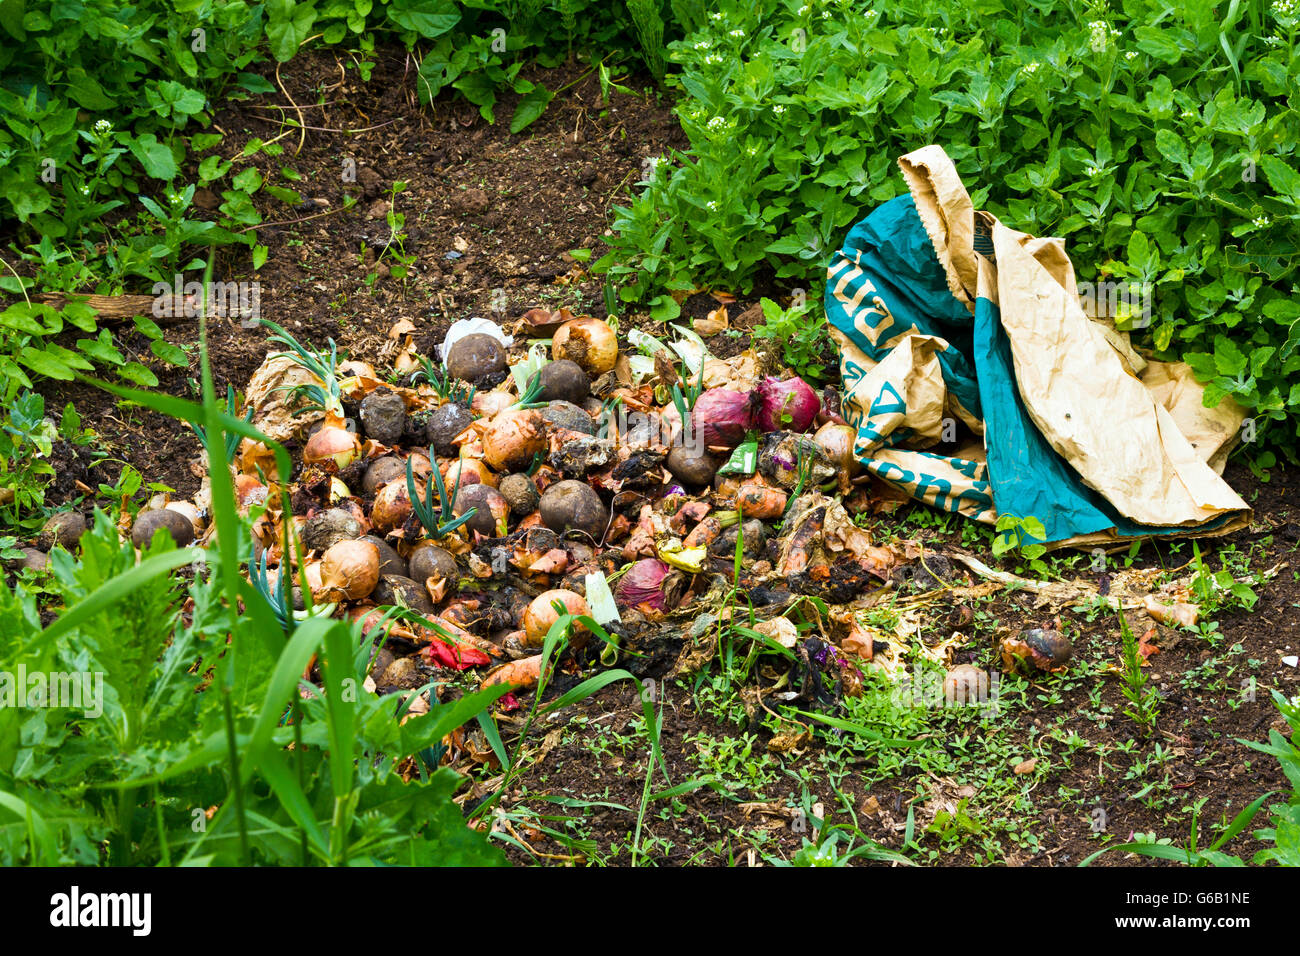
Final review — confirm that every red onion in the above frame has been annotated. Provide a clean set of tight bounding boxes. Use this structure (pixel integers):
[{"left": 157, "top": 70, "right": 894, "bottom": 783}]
[
  {"left": 691, "top": 388, "right": 753, "bottom": 448},
  {"left": 753, "top": 375, "right": 820, "bottom": 433},
  {"left": 616, "top": 558, "right": 680, "bottom": 613}
]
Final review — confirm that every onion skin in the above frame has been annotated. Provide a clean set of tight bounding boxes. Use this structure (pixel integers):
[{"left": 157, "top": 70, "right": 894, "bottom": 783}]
[
  {"left": 690, "top": 389, "right": 753, "bottom": 448},
  {"left": 472, "top": 390, "right": 515, "bottom": 418},
  {"left": 753, "top": 376, "right": 821, "bottom": 433},
  {"left": 483, "top": 408, "right": 547, "bottom": 472},
  {"left": 304, "top": 425, "right": 362, "bottom": 468},
  {"left": 443, "top": 457, "right": 497, "bottom": 489},
  {"left": 522, "top": 589, "right": 590, "bottom": 647},
  {"left": 235, "top": 474, "right": 269, "bottom": 512},
  {"left": 317, "top": 539, "right": 379, "bottom": 602},
  {"left": 814, "top": 421, "right": 859, "bottom": 492},
  {"left": 552, "top": 317, "right": 618, "bottom": 375},
  {"left": 370, "top": 480, "right": 413, "bottom": 533},
  {"left": 615, "top": 558, "right": 674, "bottom": 613}
]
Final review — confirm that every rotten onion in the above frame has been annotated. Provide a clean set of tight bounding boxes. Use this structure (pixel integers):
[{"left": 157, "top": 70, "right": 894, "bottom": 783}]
[
  {"left": 552, "top": 317, "right": 618, "bottom": 376},
  {"left": 317, "top": 539, "right": 380, "bottom": 602},
  {"left": 304, "top": 425, "right": 362, "bottom": 468},
  {"left": 752, "top": 375, "right": 820, "bottom": 433}
]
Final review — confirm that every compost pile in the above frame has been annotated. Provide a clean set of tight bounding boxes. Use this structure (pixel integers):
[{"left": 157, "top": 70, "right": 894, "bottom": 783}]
[
  {"left": 15, "top": 306, "right": 1255, "bottom": 721},
  {"left": 148, "top": 308, "right": 945, "bottom": 710}
]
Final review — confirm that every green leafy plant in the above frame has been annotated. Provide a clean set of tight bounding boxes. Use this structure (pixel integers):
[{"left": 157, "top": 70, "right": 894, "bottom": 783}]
[
  {"left": 0, "top": 280, "right": 508, "bottom": 866},
  {"left": 992, "top": 514, "right": 1047, "bottom": 573},
  {"left": 1189, "top": 541, "right": 1259, "bottom": 616},
  {"left": 407, "top": 452, "right": 476, "bottom": 538},
  {"left": 753, "top": 296, "right": 832, "bottom": 383},
  {"left": 1082, "top": 692, "right": 1299, "bottom": 866},
  {"left": 1117, "top": 612, "right": 1160, "bottom": 732},
  {"left": 599, "top": 1, "right": 1300, "bottom": 448},
  {"left": 261, "top": 319, "right": 345, "bottom": 420},
  {"left": 0, "top": 391, "right": 57, "bottom": 528}
]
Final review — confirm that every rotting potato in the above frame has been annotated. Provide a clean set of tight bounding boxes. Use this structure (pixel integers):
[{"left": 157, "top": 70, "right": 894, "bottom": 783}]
[
  {"left": 453, "top": 483, "right": 510, "bottom": 537},
  {"left": 360, "top": 535, "right": 407, "bottom": 578},
  {"left": 38, "top": 511, "right": 87, "bottom": 552},
  {"left": 542, "top": 400, "right": 597, "bottom": 436},
  {"left": 425, "top": 402, "right": 474, "bottom": 457},
  {"left": 666, "top": 444, "right": 722, "bottom": 488},
  {"left": 538, "top": 479, "right": 608, "bottom": 540},
  {"left": 131, "top": 508, "right": 196, "bottom": 548},
  {"left": 358, "top": 388, "right": 407, "bottom": 446},
  {"left": 362, "top": 456, "right": 405, "bottom": 496},
  {"left": 445, "top": 333, "right": 507, "bottom": 383},
  {"left": 407, "top": 541, "right": 459, "bottom": 589},
  {"left": 531, "top": 359, "right": 590, "bottom": 405},
  {"left": 302, "top": 507, "right": 362, "bottom": 552},
  {"left": 498, "top": 473, "right": 540, "bottom": 518},
  {"left": 371, "top": 574, "right": 436, "bottom": 615}
]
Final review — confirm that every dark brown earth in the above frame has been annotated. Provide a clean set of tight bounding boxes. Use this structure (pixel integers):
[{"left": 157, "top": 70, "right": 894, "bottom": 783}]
[{"left": 24, "top": 47, "right": 1300, "bottom": 866}]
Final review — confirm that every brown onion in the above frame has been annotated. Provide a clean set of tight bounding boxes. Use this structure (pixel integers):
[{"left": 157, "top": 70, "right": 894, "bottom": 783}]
[
  {"left": 522, "top": 588, "right": 590, "bottom": 647},
  {"left": 235, "top": 474, "right": 269, "bottom": 511},
  {"left": 370, "top": 480, "right": 413, "bottom": 532},
  {"left": 813, "top": 422, "right": 859, "bottom": 475},
  {"left": 552, "top": 317, "right": 618, "bottom": 375},
  {"left": 304, "top": 425, "right": 361, "bottom": 468},
  {"left": 442, "top": 457, "right": 497, "bottom": 489},
  {"left": 482, "top": 408, "right": 547, "bottom": 472},
  {"left": 317, "top": 539, "right": 379, "bottom": 602},
  {"left": 339, "top": 359, "right": 377, "bottom": 379},
  {"left": 472, "top": 390, "right": 516, "bottom": 418},
  {"left": 302, "top": 559, "right": 323, "bottom": 592}
]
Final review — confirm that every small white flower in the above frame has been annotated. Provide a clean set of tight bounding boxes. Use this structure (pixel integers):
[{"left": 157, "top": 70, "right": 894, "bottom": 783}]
[
  {"left": 773, "top": 104, "right": 787, "bottom": 115},
  {"left": 798, "top": 5, "right": 810, "bottom": 15},
  {"left": 93, "top": 119, "right": 113, "bottom": 135},
  {"left": 729, "top": 29, "right": 744, "bottom": 37},
  {"left": 693, "top": 40, "right": 712, "bottom": 50},
  {"left": 707, "top": 116, "right": 726, "bottom": 131},
  {"left": 706, "top": 200, "right": 720, "bottom": 212},
  {"left": 1124, "top": 50, "right": 1138, "bottom": 60},
  {"left": 1181, "top": 108, "right": 1196, "bottom": 119},
  {"left": 704, "top": 53, "right": 724, "bottom": 65},
  {"left": 78, "top": 184, "right": 90, "bottom": 196},
  {"left": 710, "top": 11, "right": 725, "bottom": 21},
  {"left": 1021, "top": 61, "right": 1040, "bottom": 75},
  {"left": 1253, "top": 215, "right": 1272, "bottom": 228}
]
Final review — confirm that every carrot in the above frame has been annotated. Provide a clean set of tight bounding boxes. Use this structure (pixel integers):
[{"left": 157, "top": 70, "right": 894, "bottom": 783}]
[
  {"left": 778, "top": 505, "right": 825, "bottom": 574},
  {"left": 683, "top": 515, "right": 724, "bottom": 549},
  {"left": 480, "top": 654, "right": 546, "bottom": 691},
  {"left": 736, "top": 477, "right": 787, "bottom": 520}
]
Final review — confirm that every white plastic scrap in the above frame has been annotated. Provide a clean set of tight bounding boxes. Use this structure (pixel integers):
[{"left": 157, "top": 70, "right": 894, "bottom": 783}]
[
  {"left": 584, "top": 571, "right": 621, "bottom": 626},
  {"left": 438, "top": 317, "right": 514, "bottom": 362}
]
